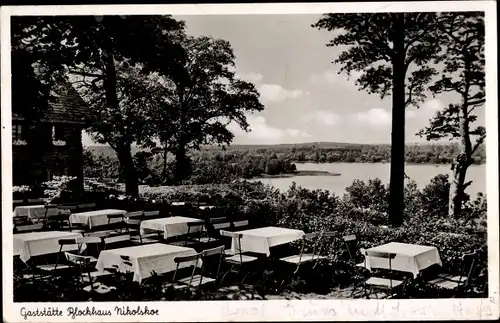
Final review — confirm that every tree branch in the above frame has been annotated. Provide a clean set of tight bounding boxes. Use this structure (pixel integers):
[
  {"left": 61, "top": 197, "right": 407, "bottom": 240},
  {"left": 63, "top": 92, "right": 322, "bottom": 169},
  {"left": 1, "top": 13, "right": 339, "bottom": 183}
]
[
  {"left": 470, "top": 133, "right": 486, "bottom": 156},
  {"left": 466, "top": 99, "right": 485, "bottom": 106}
]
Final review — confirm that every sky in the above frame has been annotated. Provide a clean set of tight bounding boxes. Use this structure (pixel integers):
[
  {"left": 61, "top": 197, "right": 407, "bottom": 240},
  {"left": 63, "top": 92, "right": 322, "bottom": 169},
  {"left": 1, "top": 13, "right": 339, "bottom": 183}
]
[{"left": 83, "top": 14, "right": 485, "bottom": 146}]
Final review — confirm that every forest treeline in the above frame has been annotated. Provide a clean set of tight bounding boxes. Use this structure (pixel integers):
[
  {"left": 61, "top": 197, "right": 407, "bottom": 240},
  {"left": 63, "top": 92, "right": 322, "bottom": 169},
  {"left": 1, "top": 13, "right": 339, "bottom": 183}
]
[{"left": 84, "top": 142, "right": 486, "bottom": 185}]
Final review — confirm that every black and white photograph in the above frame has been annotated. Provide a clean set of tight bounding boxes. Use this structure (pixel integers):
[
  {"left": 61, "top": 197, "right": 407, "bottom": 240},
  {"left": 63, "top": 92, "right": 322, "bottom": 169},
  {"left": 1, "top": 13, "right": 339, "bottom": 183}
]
[{"left": 1, "top": 2, "right": 498, "bottom": 322}]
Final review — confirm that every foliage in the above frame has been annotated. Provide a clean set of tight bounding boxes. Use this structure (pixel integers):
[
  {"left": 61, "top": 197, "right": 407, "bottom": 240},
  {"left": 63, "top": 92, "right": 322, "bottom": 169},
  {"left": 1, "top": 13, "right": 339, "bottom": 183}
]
[
  {"left": 146, "top": 35, "right": 264, "bottom": 183},
  {"left": 14, "top": 174, "right": 487, "bottom": 300},
  {"left": 12, "top": 15, "right": 188, "bottom": 196},
  {"left": 313, "top": 13, "right": 443, "bottom": 226},
  {"left": 83, "top": 148, "right": 298, "bottom": 185},
  {"left": 417, "top": 12, "right": 485, "bottom": 217}
]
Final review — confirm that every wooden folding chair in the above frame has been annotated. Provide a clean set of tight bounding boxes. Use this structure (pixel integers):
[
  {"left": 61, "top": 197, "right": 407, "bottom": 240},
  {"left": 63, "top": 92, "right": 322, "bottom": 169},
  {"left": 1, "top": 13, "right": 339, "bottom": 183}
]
[
  {"left": 280, "top": 232, "right": 326, "bottom": 271},
  {"left": 142, "top": 210, "right": 162, "bottom": 220},
  {"left": 278, "top": 232, "right": 326, "bottom": 288},
  {"left": 107, "top": 213, "right": 128, "bottom": 234},
  {"left": 359, "top": 250, "right": 403, "bottom": 299},
  {"left": 426, "top": 250, "right": 478, "bottom": 296},
  {"left": 41, "top": 204, "right": 59, "bottom": 224},
  {"left": 230, "top": 219, "right": 250, "bottom": 231},
  {"left": 13, "top": 216, "right": 32, "bottom": 228},
  {"left": 26, "top": 198, "right": 45, "bottom": 205},
  {"left": 342, "top": 234, "right": 366, "bottom": 272},
  {"left": 219, "top": 230, "right": 259, "bottom": 286},
  {"left": 64, "top": 252, "right": 116, "bottom": 297},
  {"left": 35, "top": 238, "right": 74, "bottom": 278},
  {"left": 77, "top": 203, "right": 97, "bottom": 212},
  {"left": 13, "top": 223, "right": 44, "bottom": 234},
  {"left": 199, "top": 245, "right": 225, "bottom": 288},
  {"left": 163, "top": 252, "right": 203, "bottom": 295},
  {"left": 131, "top": 211, "right": 162, "bottom": 244},
  {"left": 13, "top": 199, "right": 25, "bottom": 210},
  {"left": 75, "top": 236, "right": 103, "bottom": 263},
  {"left": 124, "top": 210, "right": 143, "bottom": 236},
  {"left": 184, "top": 221, "right": 211, "bottom": 246},
  {"left": 103, "top": 234, "right": 132, "bottom": 250}
]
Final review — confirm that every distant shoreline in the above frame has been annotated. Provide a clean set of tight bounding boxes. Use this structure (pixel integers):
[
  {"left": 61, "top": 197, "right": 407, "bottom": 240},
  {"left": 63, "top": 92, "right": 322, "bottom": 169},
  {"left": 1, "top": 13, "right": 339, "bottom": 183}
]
[{"left": 252, "top": 170, "right": 341, "bottom": 179}]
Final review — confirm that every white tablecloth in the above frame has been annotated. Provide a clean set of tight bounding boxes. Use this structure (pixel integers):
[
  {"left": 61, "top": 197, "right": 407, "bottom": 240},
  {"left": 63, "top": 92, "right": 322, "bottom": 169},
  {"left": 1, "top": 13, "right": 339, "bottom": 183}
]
[
  {"left": 13, "top": 231, "right": 84, "bottom": 262},
  {"left": 365, "top": 242, "right": 443, "bottom": 277},
  {"left": 95, "top": 243, "right": 201, "bottom": 283},
  {"left": 140, "top": 216, "right": 203, "bottom": 239},
  {"left": 13, "top": 205, "right": 59, "bottom": 220},
  {"left": 69, "top": 209, "right": 126, "bottom": 229},
  {"left": 231, "top": 226, "right": 305, "bottom": 256}
]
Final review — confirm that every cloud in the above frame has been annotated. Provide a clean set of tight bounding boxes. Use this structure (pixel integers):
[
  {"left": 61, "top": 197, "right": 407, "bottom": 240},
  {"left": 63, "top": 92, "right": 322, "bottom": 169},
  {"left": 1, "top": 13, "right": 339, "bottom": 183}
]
[
  {"left": 228, "top": 115, "right": 311, "bottom": 144},
  {"left": 353, "top": 108, "right": 391, "bottom": 127},
  {"left": 258, "top": 84, "right": 303, "bottom": 102},
  {"left": 237, "top": 72, "right": 263, "bottom": 84},
  {"left": 422, "top": 99, "right": 444, "bottom": 112},
  {"left": 310, "top": 69, "right": 361, "bottom": 87},
  {"left": 306, "top": 110, "right": 343, "bottom": 126}
]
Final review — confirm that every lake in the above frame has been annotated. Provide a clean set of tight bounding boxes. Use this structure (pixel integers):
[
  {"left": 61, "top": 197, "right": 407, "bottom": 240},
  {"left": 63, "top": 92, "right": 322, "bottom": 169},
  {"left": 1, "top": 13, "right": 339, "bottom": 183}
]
[{"left": 249, "top": 162, "right": 487, "bottom": 197}]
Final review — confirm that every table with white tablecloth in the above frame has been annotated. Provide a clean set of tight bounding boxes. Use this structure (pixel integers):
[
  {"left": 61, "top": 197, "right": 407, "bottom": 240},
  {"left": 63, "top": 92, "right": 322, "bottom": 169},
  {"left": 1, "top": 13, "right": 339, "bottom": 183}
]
[
  {"left": 69, "top": 209, "right": 126, "bottom": 229},
  {"left": 231, "top": 226, "right": 305, "bottom": 256},
  {"left": 13, "top": 205, "right": 59, "bottom": 220},
  {"left": 13, "top": 231, "right": 84, "bottom": 262},
  {"left": 95, "top": 243, "right": 201, "bottom": 283},
  {"left": 140, "top": 216, "right": 203, "bottom": 239},
  {"left": 365, "top": 242, "right": 443, "bottom": 278}
]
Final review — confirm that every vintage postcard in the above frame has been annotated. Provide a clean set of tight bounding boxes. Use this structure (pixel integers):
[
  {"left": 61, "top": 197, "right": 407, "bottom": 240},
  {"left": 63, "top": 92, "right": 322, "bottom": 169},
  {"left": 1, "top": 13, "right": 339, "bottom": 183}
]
[{"left": 1, "top": 1, "right": 499, "bottom": 322}]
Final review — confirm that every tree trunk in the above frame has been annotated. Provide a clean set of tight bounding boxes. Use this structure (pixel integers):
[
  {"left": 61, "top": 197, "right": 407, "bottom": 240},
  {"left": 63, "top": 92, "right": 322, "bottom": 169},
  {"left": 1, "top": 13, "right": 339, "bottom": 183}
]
[
  {"left": 173, "top": 144, "right": 192, "bottom": 185},
  {"left": 116, "top": 143, "right": 139, "bottom": 197},
  {"left": 449, "top": 86, "right": 473, "bottom": 217},
  {"left": 388, "top": 13, "right": 406, "bottom": 227},
  {"left": 449, "top": 153, "right": 470, "bottom": 217},
  {"left": 162, "top": 147, "right": 168, "bottom": 182},
  {"left": 100, "top": 22, "right": 138, "bottom": 197}
]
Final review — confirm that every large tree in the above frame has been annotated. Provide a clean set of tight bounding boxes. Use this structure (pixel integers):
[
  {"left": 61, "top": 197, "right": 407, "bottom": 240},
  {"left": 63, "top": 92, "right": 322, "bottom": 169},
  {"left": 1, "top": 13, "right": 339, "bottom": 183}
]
[
  {"left": 148, "top": 35, "right": 264, "bottom": 184},
  {"left": 13, "top": 15, "right": 187, "bottom": 196},
  {"left": 418, "top": 12, "right": 485, "bottom": 217},
  {"left": 313, "top": 13, "right": 440, "bottom": 226}
]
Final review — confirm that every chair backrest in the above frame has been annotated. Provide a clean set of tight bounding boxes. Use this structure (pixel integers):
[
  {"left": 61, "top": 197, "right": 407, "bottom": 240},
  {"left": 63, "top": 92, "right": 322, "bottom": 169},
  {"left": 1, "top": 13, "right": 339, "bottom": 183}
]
[
  {"left": 107, "top": 213, "right": 125, "bottom": 221},
  {"left": 59, "top": 238, "right": 78, "bottom": 246},
  {"left": 187, "top": 221, "right": 204, "bottom": 231},
  {"left": 14, "top": 223, "right": 44, "bottom": 233},
  {"left": 44, "top": 204, "right": 59, "bottom": 209},
  {"left": 76, "top": 236, "right": 102, "bottom": 245},
  {"left": 297, "top": 232, "right": 321, "bottom": 262},
  {"left": 125, "top": 211, "right": 143, "bottom": 219},
  {"left": 103, "top": 234, "right": 131, "bottom": 249},
  {"left": 84, "top": 230, "right": 114, "bottom": 238},
  {"left": 27, "top": 198, "right": 45, "bottom": 204},
  {"left": 203, "top": 245, "right": 225, "bottom": 257},
  {"left": 64, "top": 252, "right": 92, "bottom": 266},
  {"left": 210, "top": 217, "right": 231, "bottom": 230},
  {"left": 460, "top": 251, "right": 478, "bottom": 285},
  {"left": 13, "top": 216, "right": 31, "bottom": 226},
  {"left": 59, "top": 204, "right": 78, "bottom": 213},
  {"left": 172, "top": 252, "right": 202, "bottom": 287},
  {"left": 232, "top": 219, "right": 249, "bottom": 229},
  {"left": 220, "top": 230, "right": 244, "bottom": 263},
  {"left": 143, "top": 211, "right": 161, "bottom": 219},
  {"left": 78, "top": 203, "right": 96, "bottom": 209},
  {"left": 321, "top": 231, "right": 336, "bottom": 238},
  {"left": 342, "top": 234, "right": 358, "bottom": 263}
]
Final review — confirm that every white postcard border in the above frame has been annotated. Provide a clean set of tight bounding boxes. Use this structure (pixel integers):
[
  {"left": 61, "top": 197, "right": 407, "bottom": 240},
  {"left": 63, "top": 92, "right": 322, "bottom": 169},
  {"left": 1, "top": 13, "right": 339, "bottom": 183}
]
[{"left": 2, "top": 2, "right": 498, "bottom": 322}]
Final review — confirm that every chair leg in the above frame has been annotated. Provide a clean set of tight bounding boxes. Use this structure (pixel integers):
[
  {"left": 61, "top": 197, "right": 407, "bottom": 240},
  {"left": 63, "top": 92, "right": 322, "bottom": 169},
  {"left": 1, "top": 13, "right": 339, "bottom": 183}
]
[{"left": 219, "top": 265, "right": 234, "bottom": 287}]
